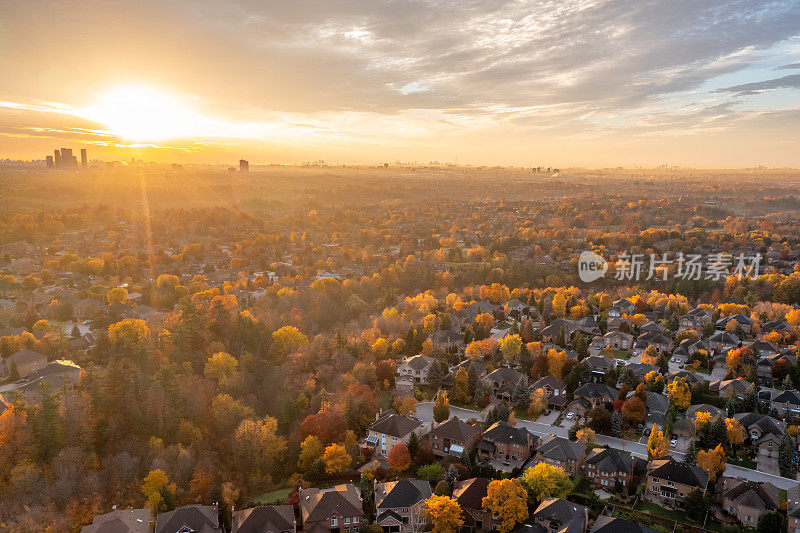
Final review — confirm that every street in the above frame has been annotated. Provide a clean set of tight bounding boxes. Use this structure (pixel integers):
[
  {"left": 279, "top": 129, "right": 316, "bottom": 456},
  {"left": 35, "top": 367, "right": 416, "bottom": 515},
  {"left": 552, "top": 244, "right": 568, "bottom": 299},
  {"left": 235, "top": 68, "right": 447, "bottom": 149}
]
[{"left": 415, "top": 402, "right": 800, "bottom": 489}]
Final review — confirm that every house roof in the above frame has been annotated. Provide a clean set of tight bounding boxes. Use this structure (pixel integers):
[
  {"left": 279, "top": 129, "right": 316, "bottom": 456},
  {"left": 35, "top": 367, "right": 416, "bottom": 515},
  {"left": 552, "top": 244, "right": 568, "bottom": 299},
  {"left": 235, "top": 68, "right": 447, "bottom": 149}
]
[
  {"left": 574, "top": 383, "right": 618, "bottom": 400},
  {"left": 536, "top": 435, "right": 585, "bottom": 462},
  {"left": 428, "top": 418, "right": 481, "bottom": 442},
  {"left": 482, "top": 421, "right": 533, "bottom": 445},
  {"left": 733, "top": 412, "right": 784, "bottom": 437},
  {"left": 585, "top": 448, "right": 632, "bottom": 474},
  {"left": 486, "top": 367, "right": 525, "bottom": 383},
  {"left": 232, "top": 505, "right": 295, "bottom": 533},
  {"left": 590, "top": 516, "right": 658, "bottom": 533},
  {"left": 647, "top": 458, "right": 708, "bottom": 488},
  {"left": 453, "top": 478, "right": 491, "bottom": 510},
  {"left": 300, "top": 485, "right": 363, "bottom": 523},
  {"left": 81, "top": 509, "right": 150, "bottom": 533},
  {"left": 375, "top": 479, "right": 432, "bottom": 509},
  {"left": 155, "top": 504, "right": 220, "bottom": 533},
  {"left": 8, "top": 348, "right": 46, "bottom": 366},
  {"left": 532, "top": 376, "right": 566, "bottom": 390},
  {"left": 772, "top": 389, "right": 800, "bottom": 406},
  {"left": 369, "top": 413, "right": 422, "bottom": 439},
  {"left": 532, "top": 498, "right": 587, "bottom": 533},
  {"left": 723, "top": 480, "right": 779, "bottom": 511},
  {"left": 403, "top": 355, "right": 433, "bottom": 371}
]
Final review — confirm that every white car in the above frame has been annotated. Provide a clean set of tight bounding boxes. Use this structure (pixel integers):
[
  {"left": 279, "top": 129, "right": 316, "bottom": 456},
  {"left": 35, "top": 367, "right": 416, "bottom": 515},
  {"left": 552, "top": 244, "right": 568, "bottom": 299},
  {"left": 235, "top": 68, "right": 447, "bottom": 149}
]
[
  {"left": 566, "top": 412, "right": 575, "bottom": 420},
  {"left": 670, "top": 439, "right": 678, "bottom": 447}
]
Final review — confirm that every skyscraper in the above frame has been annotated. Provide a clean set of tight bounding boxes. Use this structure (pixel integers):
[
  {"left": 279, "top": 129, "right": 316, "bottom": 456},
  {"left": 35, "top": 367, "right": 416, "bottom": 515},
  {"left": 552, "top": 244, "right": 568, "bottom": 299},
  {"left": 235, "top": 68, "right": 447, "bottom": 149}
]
[
  {"left": 239, "top": 159, "right": 249, "bottom": 172},
  {"left": 46, "top": 155, "right": 54, "bottom": 168},
  {"left": 80, "top": 148, "right": 87, "bottom": 167},
  {"left": 60, "top": 148, "right": 73, "bottom": 167},
  {"left": 54, "top": 149, "right": 61, "bottom": 168}
]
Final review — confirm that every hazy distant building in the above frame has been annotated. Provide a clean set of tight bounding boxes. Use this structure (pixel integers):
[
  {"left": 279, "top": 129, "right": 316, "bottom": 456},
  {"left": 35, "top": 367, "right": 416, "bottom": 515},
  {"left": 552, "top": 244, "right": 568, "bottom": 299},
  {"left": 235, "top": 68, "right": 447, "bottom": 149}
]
[
  {"left": 80, "top": 149, "right": 87, "bottom": 167},
  {"left": 46, "top": 155, "right": 54, "bottom": 168},
  {"left": 54, "top": 150, "right": 61, "bottom": 168},
  {"left": 239, "top": 159, "right": 249, "bottom": 172},
  {"left": 60, "top": 148, "right": 73, "bottom": 168}
]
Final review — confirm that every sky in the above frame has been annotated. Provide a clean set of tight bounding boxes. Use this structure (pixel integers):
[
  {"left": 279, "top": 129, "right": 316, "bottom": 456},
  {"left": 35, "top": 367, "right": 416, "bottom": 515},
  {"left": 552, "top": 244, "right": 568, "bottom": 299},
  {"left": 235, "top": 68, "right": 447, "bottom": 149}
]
[{"left": 1, "top": 0, "right": 800, "bottom": 167}]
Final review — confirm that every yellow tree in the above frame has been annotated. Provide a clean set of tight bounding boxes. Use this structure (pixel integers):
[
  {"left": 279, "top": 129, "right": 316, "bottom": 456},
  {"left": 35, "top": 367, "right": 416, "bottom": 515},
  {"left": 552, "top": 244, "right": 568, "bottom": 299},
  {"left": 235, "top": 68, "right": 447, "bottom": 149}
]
[
  {"left": 697, "top": 444, "right": 726, "bottom": 481},
  {"left": 725, "top": 418, "right": 745, "bottom": 450},
  {"left": 204, "top": 352, "right": 239, "bottom": 386},
  {"left": 298, "top": 435, "right": 324, "bottom": 471},
  {"left": 323, "top": 443, "right": 351, "bottom": 474},
  {"left": 552, "top": 293, "right": 567, "bottom": 318},
  {"left": 576, "top": 428, "right": 596, "bottom": 449},
  {"left": 667, "top": 376, "right": 691, "bottom": 410},
  {"left": 694, "top": 411, "right": 711, "bottom": 432},
  {"left": 528, "top": 388, "right": 546, "bottom": 418},
  {"left": 108, "top": 318, "right": 149, "bottom": 347},
  {"left": 271, "top": 326, "right": 309, "bottom": 356},
  {"left": 451, "top": 367, "right": 471, "bottom": 404},
  {"left": 640, "top": 345, "right": 660, "bottom": 365},
  {"left": 141, "top": 469, "right": 177, "bottom": 515},
  {"left": 647, "top": 424, "right": 669, "bottom": 460},
  {"left": 392, "top": 396, "right": 418, "bottom": 417},
  {"left": 547, "top": 349, "right": 567, "bottom": 378},
  {"left": 500, "top": 334, "right": 523, "bottom": 363},
  {"left": 519, "top": 463, "right": 572, "bottom": 503},
  {"left": 426, "top": 495, "right": 464, "bottom": 533},
  {"left": 106, "top": 286, "right": 128, "bottom": 305},
  {"left": 482, "top": 479, "right": 529, "bottom": 533}
]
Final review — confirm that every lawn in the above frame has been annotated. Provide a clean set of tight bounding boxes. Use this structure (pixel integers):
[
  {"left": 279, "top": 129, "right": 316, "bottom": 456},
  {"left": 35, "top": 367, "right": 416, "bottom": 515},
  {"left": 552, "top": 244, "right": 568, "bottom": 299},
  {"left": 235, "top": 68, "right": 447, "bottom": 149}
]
[
  {"left": 636, "top": 501, "right": 693, "bottom": 524},
  {"left": 727, "top": 455, "right": 757, "bottom": 470},
  {"left": 253, "top": 487, "right": 292, "bottom": 505}
]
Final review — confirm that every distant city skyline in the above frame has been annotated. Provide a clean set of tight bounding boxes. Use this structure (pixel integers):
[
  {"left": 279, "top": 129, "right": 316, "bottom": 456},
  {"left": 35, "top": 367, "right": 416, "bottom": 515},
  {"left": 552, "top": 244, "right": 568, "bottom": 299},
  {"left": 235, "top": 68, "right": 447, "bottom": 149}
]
[{"left": 1, "top": 0, "right": 800, "bottom": 167}]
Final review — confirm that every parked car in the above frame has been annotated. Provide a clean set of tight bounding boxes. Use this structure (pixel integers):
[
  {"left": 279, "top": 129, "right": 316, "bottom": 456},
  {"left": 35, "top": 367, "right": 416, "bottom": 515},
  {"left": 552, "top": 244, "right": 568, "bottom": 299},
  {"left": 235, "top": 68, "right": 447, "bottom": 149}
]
[
  {"left": 670, "top": 439, "right": 678, "bottom": 447},
  {"left": 566, "top": 412, "right": 574, "bottom": 420}
]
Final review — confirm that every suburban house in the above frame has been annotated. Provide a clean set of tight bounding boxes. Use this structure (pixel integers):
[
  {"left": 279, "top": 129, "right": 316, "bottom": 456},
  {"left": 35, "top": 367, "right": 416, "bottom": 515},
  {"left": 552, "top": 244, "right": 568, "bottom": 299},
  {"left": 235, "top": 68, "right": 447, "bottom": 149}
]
[
  {"left": 760, "top": 320, "right": 792, "bottom": 338},
  {"left": 3, "top": 348, "right": 47, "bottom": 379},
  {"left": 366, "top": 412, "right": 424, "bottom": 456},
  {"left": 155, "top": 504, "right": 222, "bottom": 533},
  {"left": 645, "top": 458, "right": 709, "bottom": 509},
  {"left": 716, "top": 314, "right": 752, "bottom": 336},
  {"left": 485, "top": 367, "right": 527, "bottom": 398},
  {"left": 679, "top": 308, "right": 713, "bottom": 331},
  {"left": 397, "top": 355, "right": 434, "bottom": 384},
  {"left": 300, "top": 484, "right": 363, "bottom": 533},
  {"left": 583, "top": 356, "right": 615, "bottom": 382},
  {"left": 590, "top": 516, "right": 657, "bottom": 533},
  {"left": 534, "top": 435, "right": 586, "bottom": 475},
  {"left": 452, "top": 478, "right": 498, "bottom": 533},
  {"left": 710, "top": 378, "right": 751, "bottom": 399},
  {"left": 572, "top": 383, "right": 618, "bottom": 409},
  {"left": 532, "top": 498, "right": 588, "bottom": 533},
  {"left": 583, "top": 448, "right": 641, "bottom": 490},
  {"left": 232, "top": 505, "right": 296, "bottom": 533},
  {"left": 423, "top": 417, "right": 482, "bottom": 458},
  {"left": 603, "top": 330, "right": 633, "bottom": 350},
  {"left": 81, "top": 509, "right": 150, "bottom": 533},
  {"left": 718, "top": 477, "right": 779, "bottom": 527},
  {"left": 770, "top": 389, "right": 800, "bottom": 420},
  {"left": 635, "top": 332, "right": 672, "bottom": 354},
  {"left": 477, "top": 421, "right": 537, "bottom": 468},
  {"left": 708, "top": 332, "right": 740, "bottom": 355},
  {"left": 429, "top": 328, "right": 465, "bottom": 352},
  {"left": 790, "top": 506, "right": 800, "bottom": 533},
  {"left": 374, "top": 479, "right": 432, "bottom": 533},
  {"left": 531, "top": 375, "right": 568, "bottom": 411}
]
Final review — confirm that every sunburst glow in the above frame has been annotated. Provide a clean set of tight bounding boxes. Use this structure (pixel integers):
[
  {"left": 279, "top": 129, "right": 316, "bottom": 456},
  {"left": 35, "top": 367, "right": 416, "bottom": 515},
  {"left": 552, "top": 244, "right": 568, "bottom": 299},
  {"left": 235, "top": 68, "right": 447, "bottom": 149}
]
[{"left": 77, "top": 85, "right": 205, "bottom": 142}]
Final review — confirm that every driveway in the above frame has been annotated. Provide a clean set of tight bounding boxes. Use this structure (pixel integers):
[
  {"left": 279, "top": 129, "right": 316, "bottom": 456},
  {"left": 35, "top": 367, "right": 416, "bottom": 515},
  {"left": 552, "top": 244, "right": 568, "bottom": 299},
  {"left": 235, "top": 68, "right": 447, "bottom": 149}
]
[
  {"left": 757, "top": 456, "right": 780, "bottom": 476},
  {"left": 534, "top": 410, "right": 560, "bottom": 426}
]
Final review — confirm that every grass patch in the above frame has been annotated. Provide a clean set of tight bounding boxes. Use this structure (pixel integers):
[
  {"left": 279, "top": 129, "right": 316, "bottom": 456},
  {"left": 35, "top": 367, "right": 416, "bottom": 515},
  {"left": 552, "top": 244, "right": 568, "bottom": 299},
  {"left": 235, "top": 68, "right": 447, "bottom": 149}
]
[
  {"left": 514, "top": 406, "right": 532, "bottom": 421},
  {"left": 636, "top": 501, "right": 692, "bottom": 523},
  {"left": 727, "top": 455, "right": 757, "bottom": 470},
  {"left": 254, "top": 487, "right": 292, "bottom": 505},
  {"left": 612, "top": 350, "right": 632, "bottom": 359}
]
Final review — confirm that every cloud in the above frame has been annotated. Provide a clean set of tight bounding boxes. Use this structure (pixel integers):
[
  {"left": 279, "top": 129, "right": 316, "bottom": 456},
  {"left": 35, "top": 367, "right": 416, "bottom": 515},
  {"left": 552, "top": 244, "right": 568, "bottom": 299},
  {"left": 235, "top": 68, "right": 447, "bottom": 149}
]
[{"left": 716, "top": 73, "right": 800, "bottom": 95}]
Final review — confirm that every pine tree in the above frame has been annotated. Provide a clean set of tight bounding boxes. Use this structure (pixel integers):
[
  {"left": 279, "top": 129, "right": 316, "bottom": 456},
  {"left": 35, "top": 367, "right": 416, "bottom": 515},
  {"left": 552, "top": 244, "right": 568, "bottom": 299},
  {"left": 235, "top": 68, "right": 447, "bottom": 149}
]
[
  {"left": 407, "top": 431, "right": 420, "bottom": 458},
  {"left": 428, "top": 359, "right": 445, "bottom": 387},
  {"left": 467, "top": 365, "right": 478, "bottom": 398},
  {"left": 445, "top": 464, "right": 459, "bottom": 487},
  {"left": 779, "top": 432, "right": 795, "bottom": 478},
  {"left": 611, "top": 410, "right": 623, "bottom": 437},
  {"left": 684, "top": 440, "right": 698, "bottom": 464},
  {"left": 433, "top": 390, "right": 450, "bottom": 423},
  {"left": 512, "top": 380, "right": 531, "bottom": 408}
]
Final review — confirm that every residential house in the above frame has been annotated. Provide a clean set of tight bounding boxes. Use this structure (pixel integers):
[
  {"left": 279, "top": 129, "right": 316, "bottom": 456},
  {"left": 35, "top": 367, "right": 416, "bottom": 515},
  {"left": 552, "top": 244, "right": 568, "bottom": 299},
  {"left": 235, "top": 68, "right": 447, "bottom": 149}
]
[
  {"left": 583, "top": 448, "right": 640, "bottom": 491},
  {"left": 679, "top": 308, "right": 713, "bottom": 331},
  {"left": 423, "top": 417, "right": 482, "bottom": 458},
  {"left": 760, "top": 320, "right": 792, "bottom": 338},
  {"left": 790, "top": 506, "right": 800, "bottom": 533},
  {"left": 710, "top": 378, "right": 751, "bottom": 400},
  {"left": 374, "top": 479, "right": 432, "bottom": 533},
  {"left": 734, "top": 412, "right": 785, "bottom": 461},
  {"left": 81, "top": 509, "right": 151, "bottom": 533},
  {"left": 770, "top": 389, "right": 800, "bottom": 420},
  {"left": 429, "top": 328, "right": 465, "bottom": 353},
  {"left": 155, "top": 504, "right": 222, "bottom": 533},
  {"left": 531, "top": 376, "right": 567, "bottom": 411},
  {"left": 603, "top": 331, "right": 633, "bottom": 351},
  {"left": 534, "top": 435, "right": 586, "bottom": 475},
  {"left": 719, "top": 478, "right": 779, "bottom": 527},
  {"left": 397, "top": 355, "right": 434, "bottom": 385},
  {"left": 645, "top": 458, "right": 709, "bottom": 509},
  {"left": 453, "top": 478, "right": 498, "bottom": 533},
  {"left": 590, "top": 517, "right": 657, "bottom": 533},
  {"left": 572, "top": 383, "right": 618, "bottom": 409},
  {"left": 583, "top": 356, "right": 615, "bottom": 382},
  {"left": 708, "top": 332, "right": 740, "bottom": 355},
  {"left": 300, "top": 484, "right": 364, "bottom": 533},
  {"left": 477, "top": 421, "right": 537, "bottom": 468},
  {"left": 635, "top": 332, "right": 672, "bottom": 354},
  {"left": 367, "top": 412, "right": 424, "bottom": 456},
  {"left": 485, "top": 367, "right": 527, "bottom": 402},
  {"left": 532, "top": 498, "right": 588, "bottom": 533},
  {"left": 716, "top": 314, "right": 752, "bottom": 336},
  {"left": 233, "top": 505, "right": 296, "bottom": 533},
  {"left": 3, "top": 348, "right": 47, "bottom": 379}
]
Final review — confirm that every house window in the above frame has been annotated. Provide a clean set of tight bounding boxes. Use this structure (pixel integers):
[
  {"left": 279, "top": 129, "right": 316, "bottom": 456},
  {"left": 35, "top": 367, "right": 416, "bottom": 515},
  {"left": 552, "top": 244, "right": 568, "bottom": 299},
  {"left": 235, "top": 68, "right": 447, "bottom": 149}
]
[
  {"left": 353, "top": 517, "right": 359, "bottom": 524},
  {"left": 346, "top": 518, "right": 350, "bottom": 524},
  {"left": 332, "top": 518, "right": 338, "bottom": 526}
]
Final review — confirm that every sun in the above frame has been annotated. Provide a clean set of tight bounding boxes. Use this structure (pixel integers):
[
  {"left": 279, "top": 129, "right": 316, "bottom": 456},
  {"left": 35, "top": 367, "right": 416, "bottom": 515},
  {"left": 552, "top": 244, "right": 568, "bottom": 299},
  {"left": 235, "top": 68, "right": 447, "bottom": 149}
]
[{"left": 77, "top": 84, "right": 203, "bottom": 142}]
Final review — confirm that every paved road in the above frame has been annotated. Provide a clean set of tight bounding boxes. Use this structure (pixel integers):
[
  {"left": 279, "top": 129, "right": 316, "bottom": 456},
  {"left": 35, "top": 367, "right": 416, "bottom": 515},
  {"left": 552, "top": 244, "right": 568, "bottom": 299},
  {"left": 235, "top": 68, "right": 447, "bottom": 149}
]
[{"left": 415, "top": 402, "right": 799, "bottom": 489}]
